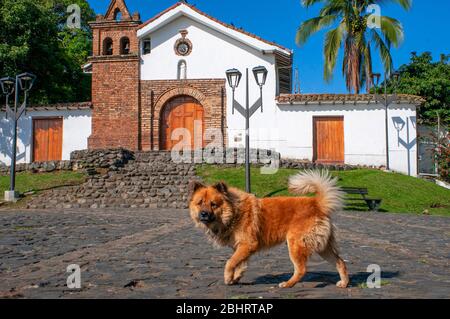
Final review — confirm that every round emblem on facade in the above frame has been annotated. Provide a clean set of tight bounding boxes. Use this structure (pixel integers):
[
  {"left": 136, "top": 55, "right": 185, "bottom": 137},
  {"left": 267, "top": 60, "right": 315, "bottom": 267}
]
[
  {"left": 174, "top": 29, "right": 192, "bottom": 56},
  {"left": 176, "top": 41, "right": 191, "bottom": 56}
]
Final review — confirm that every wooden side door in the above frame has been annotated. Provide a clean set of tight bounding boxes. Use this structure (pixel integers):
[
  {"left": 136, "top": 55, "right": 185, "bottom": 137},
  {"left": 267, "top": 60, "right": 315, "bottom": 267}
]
[
  {"left": 313, "top": 116, "right": 344, "bottom": 163},
  {"left": 161, "top": 96, "right": 204, "bottom": 150},
  {"left": 33, "top": 118, "right": 63, "bottom": 162}
]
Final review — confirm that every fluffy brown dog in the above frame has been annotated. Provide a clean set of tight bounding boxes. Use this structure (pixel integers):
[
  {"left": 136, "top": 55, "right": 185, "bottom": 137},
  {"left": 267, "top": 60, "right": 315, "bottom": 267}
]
[{"left": 188, "top": 170, "right": 349, "bottom": 288}]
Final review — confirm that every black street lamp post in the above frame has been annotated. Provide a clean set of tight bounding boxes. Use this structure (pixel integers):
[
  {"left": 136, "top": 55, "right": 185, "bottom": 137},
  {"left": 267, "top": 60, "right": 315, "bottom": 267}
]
[
  {"left": 226, "top": 66, "right": 267, "bottom": 193},
  {"left": 371, "top": 71, "right": 400, "bottom": 171},
  {"left": 1, "top": 73, "right": 36, "bottom": 201}
]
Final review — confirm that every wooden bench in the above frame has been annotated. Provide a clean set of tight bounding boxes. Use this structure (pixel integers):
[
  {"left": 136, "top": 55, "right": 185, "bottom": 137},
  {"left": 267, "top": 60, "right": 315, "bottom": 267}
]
[{"left": 341, "top": 187, "right": 382, "bottom": 211}]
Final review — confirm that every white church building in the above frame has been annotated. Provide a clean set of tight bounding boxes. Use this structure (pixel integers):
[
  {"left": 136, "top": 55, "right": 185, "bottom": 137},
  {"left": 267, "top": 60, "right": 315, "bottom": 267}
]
[{"left": 0, "top": 1, "right": 423, "bottom": 176}]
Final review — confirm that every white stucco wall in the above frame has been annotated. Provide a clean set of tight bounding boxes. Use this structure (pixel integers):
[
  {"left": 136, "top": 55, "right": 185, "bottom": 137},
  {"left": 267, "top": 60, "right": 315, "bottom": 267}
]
[
  {"left": 387, "top": 106, "right": 417, "bottom": 176},
  {"left": 0, "top": 109, "right": 92, "bottom": 165},
  {"left": 139, "top": 15, "right": 278, "bottom": 139},
  {"left": 247, "top": 102, "right": 417, "bottom": 176}
]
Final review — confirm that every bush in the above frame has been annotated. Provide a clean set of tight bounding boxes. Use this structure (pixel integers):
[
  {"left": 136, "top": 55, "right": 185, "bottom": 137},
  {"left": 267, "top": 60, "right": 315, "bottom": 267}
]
[{"left": 434, "top": 132, "right": 450, "bottom": 183}]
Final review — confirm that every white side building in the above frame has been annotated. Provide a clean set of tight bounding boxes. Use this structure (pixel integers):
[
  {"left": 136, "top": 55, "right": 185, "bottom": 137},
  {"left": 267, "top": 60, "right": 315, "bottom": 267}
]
[{"left": 0, "top": 103, "right": 91, "bottom": 165}]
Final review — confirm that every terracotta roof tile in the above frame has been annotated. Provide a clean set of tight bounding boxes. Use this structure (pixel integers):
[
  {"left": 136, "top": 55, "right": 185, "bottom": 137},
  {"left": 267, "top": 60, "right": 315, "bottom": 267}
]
[
  {"left": 276, "top": 94, "right": 425, "bottom": 105},
  {"left": 1, "top": 102, "right": 92, "bottom": 112}
]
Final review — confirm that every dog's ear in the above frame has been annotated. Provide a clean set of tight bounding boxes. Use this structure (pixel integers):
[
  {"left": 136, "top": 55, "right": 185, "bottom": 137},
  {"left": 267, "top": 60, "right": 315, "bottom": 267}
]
[
  {"left": 213, "top": 181, "right": 228, "bottom": 194},
  {"left": 189, "top": 180, "right": 205, "bottom": 195}
]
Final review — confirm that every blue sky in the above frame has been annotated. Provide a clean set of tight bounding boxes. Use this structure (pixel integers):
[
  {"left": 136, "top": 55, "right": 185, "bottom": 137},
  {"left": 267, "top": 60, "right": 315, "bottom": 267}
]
[{"left": 87, "top": 0, "right": 450, "bottom": 93}]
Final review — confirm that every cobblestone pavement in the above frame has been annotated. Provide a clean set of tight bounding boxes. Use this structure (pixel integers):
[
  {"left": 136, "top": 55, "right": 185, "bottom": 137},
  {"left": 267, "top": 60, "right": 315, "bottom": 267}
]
[{"left": 0, "top": 208, "right": 449, "bottom": 299}]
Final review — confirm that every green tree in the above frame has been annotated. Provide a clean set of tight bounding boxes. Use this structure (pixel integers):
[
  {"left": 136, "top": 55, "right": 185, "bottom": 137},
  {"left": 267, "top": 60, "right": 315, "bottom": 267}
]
[
  {"left": 39, "top": 0, "right": 95, "bottom": 65},
  {"left": 0, "top": 0, "right": 95, "bottom": 104},
  {"left": 296, "top": 0, "right": 411, "bottom": 94},
  {"left": 43, "top": 0, "right": 96, "bottom": 103},
  {"left": 384, "top": 52, "right": 450, "bottom": 125}
]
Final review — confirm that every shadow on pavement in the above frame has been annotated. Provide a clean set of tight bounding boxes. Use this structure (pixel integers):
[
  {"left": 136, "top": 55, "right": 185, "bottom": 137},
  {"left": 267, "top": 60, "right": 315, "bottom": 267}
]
[{"left": 249, "top": 271, "right": 400, "bottom": 287}]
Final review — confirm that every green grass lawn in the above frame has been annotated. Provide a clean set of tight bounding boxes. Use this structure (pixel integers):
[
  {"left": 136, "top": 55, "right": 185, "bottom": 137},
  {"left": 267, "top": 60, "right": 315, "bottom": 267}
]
[
  {"left": 197, "top": 165, "right": 450, "bottom": 216},
  {"left": 0, "top": 171, "right": 85, "bottom": 198}
]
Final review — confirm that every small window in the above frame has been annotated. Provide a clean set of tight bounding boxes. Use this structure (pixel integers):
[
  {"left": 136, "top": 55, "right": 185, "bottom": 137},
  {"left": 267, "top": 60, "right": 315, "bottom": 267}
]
[
  {"left": 114, "top": 8, "right": 122, "bottom": 21},
  {"left": 142, "top": 38, "right": 151, "bottom": 55},
  {"left": 103, "top": 37, "right": 113, "bottom": 55},
  {"left": 177, "top": 60, "right": 187, "bottom": 80},
  {"left": 120, "top": 37, "right": 130, "bottom": 55}
]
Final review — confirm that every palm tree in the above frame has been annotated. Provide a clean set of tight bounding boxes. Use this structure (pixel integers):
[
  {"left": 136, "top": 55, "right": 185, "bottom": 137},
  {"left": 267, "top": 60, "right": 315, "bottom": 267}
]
[{"left": 296, "top": 0, "right": 411, "bottom": 93}]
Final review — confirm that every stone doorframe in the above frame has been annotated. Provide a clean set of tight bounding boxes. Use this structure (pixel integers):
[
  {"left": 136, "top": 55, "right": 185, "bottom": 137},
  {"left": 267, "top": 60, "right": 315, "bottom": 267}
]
[{"left": 154, "top": 87, "right": 210, "bottom": 151}]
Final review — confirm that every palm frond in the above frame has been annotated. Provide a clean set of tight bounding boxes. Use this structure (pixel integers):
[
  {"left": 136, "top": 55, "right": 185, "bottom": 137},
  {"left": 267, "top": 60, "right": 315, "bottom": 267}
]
[
  {"left": 371, "top": 0, "right": 412, "bottom": 10},
  {"left": 379, "top": 16, "right": 404, "bottom": 47},
  {"left": 296, "top": 15, "right": 338, "bottom": 46},
  {"left": 324, "top": 22, "right": 345, "bottom": 80},
  {"left": 302, "top": 0, "right": 326, "bottom": 8},
  {"left": 371, "top": 29, "right": 394, "bottom": 73},
  {"left": 319, "top": 0, "right": 347, "bottom": 16}
]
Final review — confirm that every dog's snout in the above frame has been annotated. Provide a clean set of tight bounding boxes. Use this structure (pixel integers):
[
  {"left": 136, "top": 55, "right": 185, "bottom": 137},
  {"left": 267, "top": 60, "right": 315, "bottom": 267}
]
[
  {"left": 198, "top": 211, "right": 214, "bottom": 223},
  {"left": 200, "top": 211, "right": 209, "bottom": 219}
]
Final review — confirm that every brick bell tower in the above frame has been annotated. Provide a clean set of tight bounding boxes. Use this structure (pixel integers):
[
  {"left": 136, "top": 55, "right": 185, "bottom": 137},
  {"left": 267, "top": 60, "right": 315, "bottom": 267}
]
[{"left": 88, "top": 0, "right": 141, "bottom": 150}]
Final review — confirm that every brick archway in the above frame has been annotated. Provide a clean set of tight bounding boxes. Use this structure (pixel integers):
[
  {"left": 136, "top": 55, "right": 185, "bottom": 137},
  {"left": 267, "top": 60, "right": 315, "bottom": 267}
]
[
  {"left": 152, "top": 86, "right": 213, "bottom": 150},
  {"left": 154, "top": 86, "right": 211, "bottom": 119}
]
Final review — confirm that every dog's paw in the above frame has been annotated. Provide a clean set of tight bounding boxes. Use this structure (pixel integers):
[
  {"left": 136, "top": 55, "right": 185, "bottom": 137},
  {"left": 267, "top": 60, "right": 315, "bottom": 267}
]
[
  {"left": 232, "top": 270, "right": 245, "bottom": 284},
  {"left": 278, "top": 281, "right": 295, "bottom": 288},
  {"left": 232, "top": 275, "right": 242, "bottom": 284},
  {"left": 336, "top": 280, "right": 348, "bottom": 288},
  {"left": 224, "top": 273, "right": 235, "bottom": 285},
  {"left": 224, "top": 278, "right": 236, "bottom": 285}
]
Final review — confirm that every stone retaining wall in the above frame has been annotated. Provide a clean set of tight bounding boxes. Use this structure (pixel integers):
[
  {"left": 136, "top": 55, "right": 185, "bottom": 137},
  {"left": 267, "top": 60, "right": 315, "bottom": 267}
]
[
  {"left": 1, "top": 148, "right": 358, "bottom": 176},
  {"left": 0, "top": 160, "right": 72, "bottom": 175},
  {"left": 0, "top": 148, "right": 134, "bottom": 176},
  {"left": 26, "top": 150, "right": 198, "bottom": 210},
  {"left": 0, "top": 147, "right": 281, "bottom": 175},
  {"left": 19, "top": 148, "right": 357, "bottom": 209},
  {"left": 70, "top": 148, "right": 134, "bottom": 171}
]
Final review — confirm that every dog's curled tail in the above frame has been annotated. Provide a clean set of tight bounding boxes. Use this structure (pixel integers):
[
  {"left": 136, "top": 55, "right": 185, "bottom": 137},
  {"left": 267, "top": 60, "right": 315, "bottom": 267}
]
[{"left": 288, "top": 170, "right": 344, "bottom": 215}]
